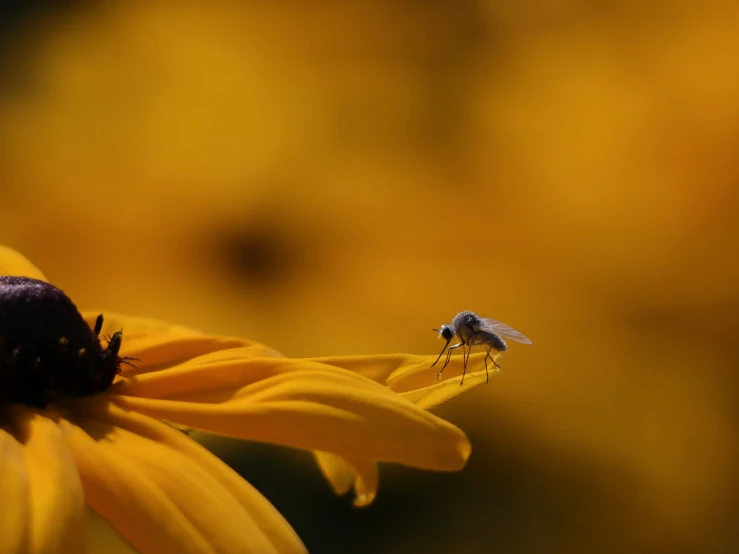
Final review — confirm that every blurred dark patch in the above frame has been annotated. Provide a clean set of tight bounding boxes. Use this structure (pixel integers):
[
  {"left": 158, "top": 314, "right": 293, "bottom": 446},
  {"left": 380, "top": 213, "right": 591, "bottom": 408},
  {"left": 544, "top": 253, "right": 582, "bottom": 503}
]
[
  {"left": 203, "top": 411, "right": 699, "bottom": 554},
  {"left": 202, "top": 192, "right": 346, "bottom": 298},
  {"left": 206, "top": 211, "right": 309, "bottom": 291},
  {"left": 214, "top": 223, "right": 295, "bottom": 287},
  {"left": 0, "top": 0, "right": 82, "bottom": 96},
  {"left": 0, "top": 0, "right": 65, "bottom": 30}
]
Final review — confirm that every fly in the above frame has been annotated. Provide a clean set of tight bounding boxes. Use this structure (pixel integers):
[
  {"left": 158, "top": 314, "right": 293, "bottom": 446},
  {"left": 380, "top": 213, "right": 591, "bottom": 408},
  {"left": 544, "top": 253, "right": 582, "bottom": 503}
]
[{"left": 432, "top": 310, "right": 532, "bottom": 385}]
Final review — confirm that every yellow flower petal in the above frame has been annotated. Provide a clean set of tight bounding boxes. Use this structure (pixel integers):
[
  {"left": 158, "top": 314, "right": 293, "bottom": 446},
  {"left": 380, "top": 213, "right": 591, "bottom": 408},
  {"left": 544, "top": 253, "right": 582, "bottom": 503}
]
[
  {"left": 61, "top": 413, "right": 279, "bottom": 554},
  {"left": 0, "top": 245, "right": 48, "bottom": 281},
  {"left": 350, "top": 458, "right": 379, "bottom": 507},
  {"left": 1, "top": 412, "right": 86, "bottom": 554},
  {"left": 118, "top": 333, "right": 280, "bottom": 376},
  {"left": 102, "top": 358, "right": 470, "bottom": 470},
  {"left": 310, "top": 351, "right": 493, "bottom": 405},
  {"left": 61, "top": 420, "right": 212, "bottom": 554},
  {"left": 315, "top": 452, "right": 378, "bottom": 507},
  {"left": 401, "top": 371, "right": 492, "bottom": 410},
  {"left": 307, "top": 352, "right": 494, "bottom": 505},
  {"left": 315, "top": 451, "right": 354, "bottom": 495},
  {"left": 81, "top": 399, "right": 306, "bottom": 554},
  {"left": 89, "top": 312, "right": 481, "bottom": 511},
  {"left": 0, "top": 427, "right": 29, "bottom": 553},
  {"left": 81, "top": 312, "right": 283, "bottom": 375},
  {"left": 11, "top": 411, "right": 87, "bottom": 554}
]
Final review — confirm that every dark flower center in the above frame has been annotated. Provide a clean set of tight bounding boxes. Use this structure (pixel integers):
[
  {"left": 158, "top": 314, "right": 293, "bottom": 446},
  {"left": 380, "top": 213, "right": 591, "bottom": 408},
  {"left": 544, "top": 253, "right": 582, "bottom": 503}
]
[{"left": 0, "top": 276, "right": 124, "bottom": 408}]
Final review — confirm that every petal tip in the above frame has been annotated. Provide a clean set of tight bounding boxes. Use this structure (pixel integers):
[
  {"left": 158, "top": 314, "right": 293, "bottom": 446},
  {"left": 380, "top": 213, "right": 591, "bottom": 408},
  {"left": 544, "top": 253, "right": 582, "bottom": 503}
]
[
  {"left": 458, "top": 436, "right": 472, "bottom": 464},
  {"left": 353, "top": 492, "right": 376, "bottom": 508}
]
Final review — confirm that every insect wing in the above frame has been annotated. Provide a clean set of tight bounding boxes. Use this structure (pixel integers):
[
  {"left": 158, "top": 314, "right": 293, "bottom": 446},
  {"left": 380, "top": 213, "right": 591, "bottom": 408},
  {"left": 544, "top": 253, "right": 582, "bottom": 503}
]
[{"left": 480, "top": 318, "right": 532, "bottom": 344}]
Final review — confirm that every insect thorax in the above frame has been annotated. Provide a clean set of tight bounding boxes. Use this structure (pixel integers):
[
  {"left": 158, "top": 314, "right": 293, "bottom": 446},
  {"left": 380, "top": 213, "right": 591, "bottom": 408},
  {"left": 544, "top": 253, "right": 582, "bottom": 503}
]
[{"left": 452, "top": 311, "right": 481, "bottom": 329}]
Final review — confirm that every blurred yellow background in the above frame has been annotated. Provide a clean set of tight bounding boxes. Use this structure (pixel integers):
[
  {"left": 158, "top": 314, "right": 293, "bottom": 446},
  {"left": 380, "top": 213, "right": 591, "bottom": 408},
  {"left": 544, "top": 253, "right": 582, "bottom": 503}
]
[{"left": 2, "top": 1, "right": 738, "bottom": 552}]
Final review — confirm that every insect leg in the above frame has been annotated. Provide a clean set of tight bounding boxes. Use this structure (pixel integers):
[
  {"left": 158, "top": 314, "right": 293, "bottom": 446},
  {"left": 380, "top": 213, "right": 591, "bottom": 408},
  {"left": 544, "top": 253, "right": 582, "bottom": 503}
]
[
  {"left": 447, "top": 338, "right": 468, "bottom": 369},
  {"left": 486, "top": 348, "right": 501, "bottom": 370},
  {"left": 439, "top": 342, "right": 462, "bottom": 373},
  {"left": 459, "top": 336, "right": 479, "bottom": 384},
  {"left": 459, "top": 339, "right": 473, "bottom": 385},
  {"left": 465, "top": 340, "right": 474, "bottom": 368},
  {"left": 436, "top": 341, "right": 464, "bottom": 382},
  {"left": 431, "top": 339, "right": 451, "bottom": 368},
  {"left": 443, "top": 338, "right": 464, "bottom": 370}
]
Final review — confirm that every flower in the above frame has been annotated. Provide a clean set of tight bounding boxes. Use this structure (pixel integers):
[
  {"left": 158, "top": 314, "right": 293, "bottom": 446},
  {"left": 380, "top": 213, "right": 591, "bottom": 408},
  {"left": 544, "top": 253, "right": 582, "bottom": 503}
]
[{"left": 0, "top": 245, "right": 487, "bottom": 553}]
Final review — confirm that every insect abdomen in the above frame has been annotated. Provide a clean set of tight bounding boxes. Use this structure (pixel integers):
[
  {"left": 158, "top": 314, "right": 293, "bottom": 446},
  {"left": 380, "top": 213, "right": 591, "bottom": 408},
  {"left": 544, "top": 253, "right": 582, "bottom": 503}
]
[{"left": 478, "top": 330, "right": 507, "bottom": 352}]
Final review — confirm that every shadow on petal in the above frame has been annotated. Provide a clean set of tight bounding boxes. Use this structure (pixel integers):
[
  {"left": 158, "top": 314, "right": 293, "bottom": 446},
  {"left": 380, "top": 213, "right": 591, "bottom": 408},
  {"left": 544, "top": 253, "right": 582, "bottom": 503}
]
[
  {"left": 78, "top": 398, "right": 306, "bottom": 554},
  {"left": 60, "top": 411, "right": 280, "bottom": 554},
  {"left": 11, "top": 410, "right": 86, "bottom": 554}
]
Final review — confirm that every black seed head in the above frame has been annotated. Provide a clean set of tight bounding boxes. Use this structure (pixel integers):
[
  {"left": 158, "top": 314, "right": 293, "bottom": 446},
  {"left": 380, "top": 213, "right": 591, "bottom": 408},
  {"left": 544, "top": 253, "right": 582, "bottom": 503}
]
[{"left": 0, "top": 276, "right": 124, "bottom": 408}]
